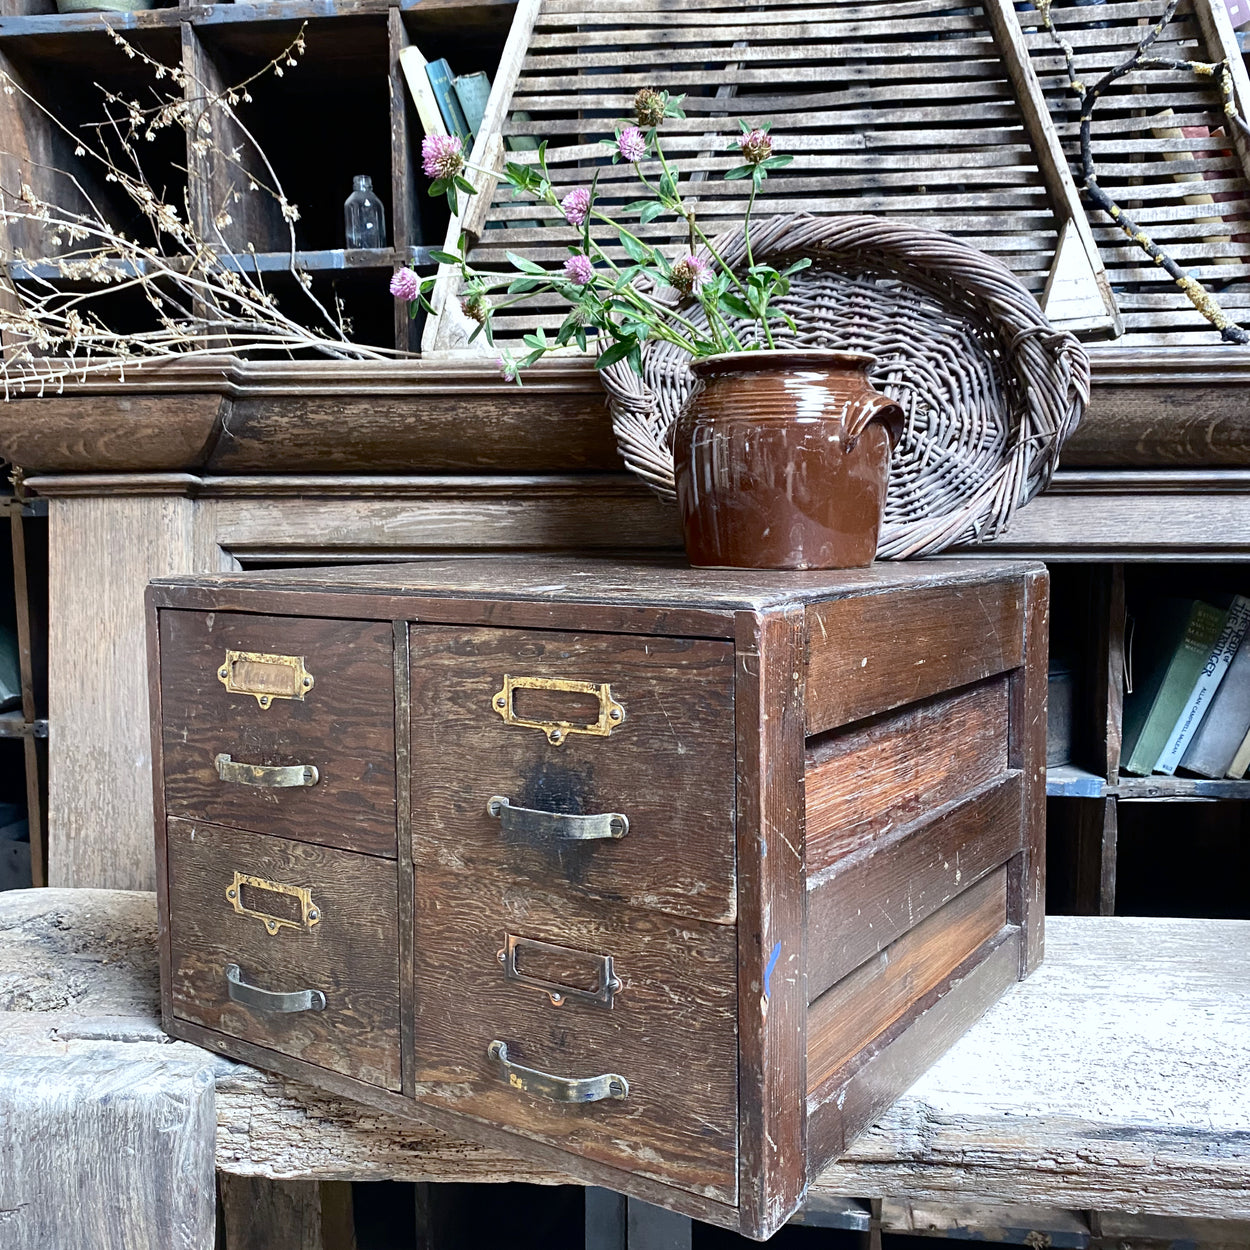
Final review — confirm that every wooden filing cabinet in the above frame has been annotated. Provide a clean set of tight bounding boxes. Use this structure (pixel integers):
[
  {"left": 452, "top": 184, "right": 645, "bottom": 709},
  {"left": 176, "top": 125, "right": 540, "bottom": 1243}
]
[{"left": 147, "top": 557, "right": 1047, "bottom": 1240}]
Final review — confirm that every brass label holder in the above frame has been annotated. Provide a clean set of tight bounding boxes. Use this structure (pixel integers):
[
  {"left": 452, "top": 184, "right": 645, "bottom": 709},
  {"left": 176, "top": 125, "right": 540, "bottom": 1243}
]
[
  {"left": 218, "top": 650, "right": 314, "bottom": 709},
  {"left": 490, "top": 675, "right": 625, "bottom": 746},
  {"left": 226, "top": 872, "right": 321, "bottom": 936},
  {"left": 497, "top": 932, "right": 622, "bottom": 1009}
]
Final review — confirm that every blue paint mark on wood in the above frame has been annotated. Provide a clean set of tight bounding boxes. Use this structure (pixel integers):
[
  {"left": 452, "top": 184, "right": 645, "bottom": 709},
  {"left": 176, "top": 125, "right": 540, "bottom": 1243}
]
[{"left": 763, "top": 941, "right": 781, "bottom": 999}]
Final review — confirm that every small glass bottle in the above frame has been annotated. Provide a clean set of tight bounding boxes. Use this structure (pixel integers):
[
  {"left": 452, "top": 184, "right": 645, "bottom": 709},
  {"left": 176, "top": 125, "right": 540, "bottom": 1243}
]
[{"left": 344, "top": 175, "right": 386, "bottom": 250}]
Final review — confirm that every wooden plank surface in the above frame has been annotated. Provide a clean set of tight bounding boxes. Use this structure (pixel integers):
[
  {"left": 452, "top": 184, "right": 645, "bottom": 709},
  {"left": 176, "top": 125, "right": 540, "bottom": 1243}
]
[{"left": 3, "top": 892, "right": 1249, "bottom": 1221}]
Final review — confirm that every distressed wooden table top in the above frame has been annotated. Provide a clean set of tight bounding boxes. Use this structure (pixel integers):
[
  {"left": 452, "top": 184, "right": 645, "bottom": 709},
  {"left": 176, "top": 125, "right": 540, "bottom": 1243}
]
[{"left": 1, "top": 889, "right": 1246, "bottom": 1220}]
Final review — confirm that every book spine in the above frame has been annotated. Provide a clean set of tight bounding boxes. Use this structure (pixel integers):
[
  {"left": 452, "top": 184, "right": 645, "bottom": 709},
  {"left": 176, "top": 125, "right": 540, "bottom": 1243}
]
[
  {"left": 427, "top": 59, "right": 472, "bottom": 146},
  {"left": 1157, "top": 595, "right": 1250, "bottom": 774},
  {"left": 398, "top": 47, "right": 448, "bottom": 140},
  {"left": 453, "top": 71, "right": 492, "bottom": 140},
  {"left": 1227, "top": 724, "right": 1250, "bottom": 778},
  {"left": 1124, "top": 601, "right": 1226, "bottom": 775}
]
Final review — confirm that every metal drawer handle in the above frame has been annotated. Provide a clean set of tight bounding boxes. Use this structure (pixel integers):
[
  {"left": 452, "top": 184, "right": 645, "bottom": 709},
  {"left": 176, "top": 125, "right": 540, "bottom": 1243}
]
[
  {"left": 487, "top": 796, "right": 627, "bottom": 841},
  {"left": 497, "top": 932, "right": 622, "bottom": 1009},
  {"left": 225, "top": 963, "right": 326, "bottom": 1014},
  {"left": 215, "top": 753, "right": 319, "bottom": 789},
  {"left": 487, "top": 1041, "right": 628, "bottom": 1103}
]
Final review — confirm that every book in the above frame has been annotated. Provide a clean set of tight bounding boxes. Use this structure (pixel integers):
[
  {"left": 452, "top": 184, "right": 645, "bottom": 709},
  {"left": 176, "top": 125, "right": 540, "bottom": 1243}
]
[
  {"left": 1226, "top": 723, "right": 1250, "bottom": 778},
  {"left": 1157, "top": 594, "right": 1250, "bottom": 773},
  {"left": 1181, "top": 626, "right": 1250, "bottom": 776},
  {"left": 453, "top": 71, "right": 492, "bottom": 141},
  {"left": 398, "top": 46, "right": 448, "bottom": 141},
  {"left": 1120, "top": 599, "right": 1227, "bottom": 775},
  {"left": 426, "top": 57, "right": 473, "bottom": 147}
]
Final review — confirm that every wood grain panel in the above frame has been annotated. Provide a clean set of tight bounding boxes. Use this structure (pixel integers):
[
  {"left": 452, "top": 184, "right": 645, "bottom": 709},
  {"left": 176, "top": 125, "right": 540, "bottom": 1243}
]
[
  {"left": 166, "top": 817, "right": 400, "bottom": 1090},
  {"left": 411, "top": 869, "right": 738, "bottom": 1203},
  {"left": 408, "top": 625, "right": 736, "bottom": 924},
  {"left": 806, "top": 927, "right": 1021, "bottom": 1172},
  {"left": 805, "top": 578, "right": 1025, "bottom": 734},
  {"left": 806, "top": 677, "right": 1010, "bottom": 875},
  {"left": 807, "top": 866, "right": 1008, "bottom": 1095},
  {"left": 159, "top": 610, "right": 396, "bottom": 856},
  {"left": 807, "top": 773, "right": 1023, "bottom": 1000}
]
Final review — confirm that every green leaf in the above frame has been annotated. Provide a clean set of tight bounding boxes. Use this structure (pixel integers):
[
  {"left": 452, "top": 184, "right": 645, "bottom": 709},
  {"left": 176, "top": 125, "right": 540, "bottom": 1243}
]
[
  {"left": 619, "top": 232, "right": 649, "bottom": 264},
  {"left": 621, "top": 199, "right": 653, "bottom": 214},
  {"left": 429, "top": 249, "right": 461, "bottom": 265},
  {"left": 752, "top": 167, "right": 766, "bottom": 190},
  {"left": 739, "top": 118, "right": 751, "bottom": 133},
  {"left": 429, "top": 178, "right": 448, "bottom": 196},
  {"left": 445, "top": 186, "right": 460, "bottom": 215},
  {"left": 575, "top": 327, "right": 588, "bottom": 352},
  {"left": 659, "top": 172, "right": 676, "bottom": 200},
  {"left": 453, "top": 176, "right": 477, "bottom": 195},
  {"left": 639, "top": 201, "right": 664, "bottom": 226},
  {"left": 596, "top": 339, "right": 635, "bottom": 369},
  {"left": 723, "top": 165, "right": 752, "bottom": 181},
  {"left": 409, "top": 302, "right": 420, "bottom": 319},
  {"left": 507, "top": 278, "right": 542, "bottom": 294},
  {"left": 781, "top": 258, "right": 813, "bottom": 277},
  {"left": 506, "top": 251, "right": 548, "bottom": 276},
  {"left": 761, "top": 155, "right": 792, "bottom": 170},
  {"left": 719, "top": 293, "right": 754, "bottom": 319},
  {"left": 627, "top": 344, "right": 643, "bottom": 375}
]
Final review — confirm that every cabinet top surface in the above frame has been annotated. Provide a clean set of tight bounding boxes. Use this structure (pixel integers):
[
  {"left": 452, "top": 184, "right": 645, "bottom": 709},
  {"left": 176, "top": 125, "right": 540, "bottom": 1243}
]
[{"left": 151, "top": 555, "right": 1042, "bottom": 612}]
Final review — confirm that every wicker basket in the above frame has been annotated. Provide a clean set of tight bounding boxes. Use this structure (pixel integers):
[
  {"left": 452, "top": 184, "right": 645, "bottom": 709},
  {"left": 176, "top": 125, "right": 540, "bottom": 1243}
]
[{"left": 601, "top": 214, "right": 1091, "bottom": 559}]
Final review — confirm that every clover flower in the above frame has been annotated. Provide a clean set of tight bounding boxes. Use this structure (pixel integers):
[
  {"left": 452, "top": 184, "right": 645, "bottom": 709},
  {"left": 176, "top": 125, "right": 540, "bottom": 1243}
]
[
  {"left": 634, "top": 88, "right": 665, "bottom": 128},
  {"left": 461, "top": 290, "right": 489, "bottom": 325},
  {"left": 497, "top": 353, "right": 519, "bottom": 383},
  {"left": 561, "top": 187, "right": 592, "bottom": 227},
  {"left": 422, "top": 133, "right": 464, "bottom": 181},
  {"left": 617, "top": 126, "right": 647, "bottom": 163},
  {"left": 669, "top": 254, "right": 713, "bottom": 297},
  {"left": 739, "top": 128, "right": 773, "bottom": 167},
  {"left": 563, "top": 254, "right": 594, "bottom": 285},
  {"left": 389, "top": 267, "right": 420, "bottom": 301}
]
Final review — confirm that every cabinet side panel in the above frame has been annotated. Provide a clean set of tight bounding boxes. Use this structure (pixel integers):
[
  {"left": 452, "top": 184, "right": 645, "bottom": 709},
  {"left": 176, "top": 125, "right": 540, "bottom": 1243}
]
[
  {"left": 1010, "top": 568, "right": 1049, "bottom": 974},
  {"left": 805, "top": 579, "right": 1026, "bottom": 735},
  {"left": 734, "top": 606, "right": 808, "bottom": 1239}
]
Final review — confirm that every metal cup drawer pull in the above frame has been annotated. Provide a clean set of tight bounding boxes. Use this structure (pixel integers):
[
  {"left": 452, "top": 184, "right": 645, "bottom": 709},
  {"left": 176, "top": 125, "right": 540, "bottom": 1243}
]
[
  {"left": 497, "top": 932, "right": 622, "bottom": 1009},
  {"left": 215, "top": 754, "right": 319, "bottom": 789},
  {"left": 225, "top": 963, "right": 326, "bottom": 1014},
  {"left": 226, "top": 871, "right": 321, "bottom": 936},
  {"left": 491, "top": 674, "right": 625, "bottom": 745},
  {"left": 217, "top": 649, "right": 314, "bottom": 709},
  {"left": 487, "top": 1041, "right": 628, "bottom": 1104},
  {"left": 486, "top": 796, "right": 627, "bottom": 842}
]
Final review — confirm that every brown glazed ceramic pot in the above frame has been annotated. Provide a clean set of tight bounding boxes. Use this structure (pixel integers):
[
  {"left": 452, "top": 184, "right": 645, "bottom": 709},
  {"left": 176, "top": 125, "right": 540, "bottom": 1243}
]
[{"left": 673, "top": 349, "right": 905, "bottom": 570}]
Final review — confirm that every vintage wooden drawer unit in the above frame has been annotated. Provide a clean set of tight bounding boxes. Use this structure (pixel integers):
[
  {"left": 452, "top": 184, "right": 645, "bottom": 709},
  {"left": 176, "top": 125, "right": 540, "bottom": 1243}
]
[{"left": 147, "top": 557, "right": 1047, "bottom": 1239}]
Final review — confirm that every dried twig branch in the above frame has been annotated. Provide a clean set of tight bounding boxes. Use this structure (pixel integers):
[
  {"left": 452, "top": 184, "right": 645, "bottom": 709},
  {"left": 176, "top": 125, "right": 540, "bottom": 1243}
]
[
  {"left": 1040, "top": 0, "right": 1250, "bottom": 343},
  {"left": 0, "top": 23, "right": 404, "bottom": 395}
]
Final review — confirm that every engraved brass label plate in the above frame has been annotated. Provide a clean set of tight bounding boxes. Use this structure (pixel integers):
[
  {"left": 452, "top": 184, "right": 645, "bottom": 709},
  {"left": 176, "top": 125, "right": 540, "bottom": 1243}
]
[
  {"left": 226, "top": 871, "right": 321, "bottom": 936},
  {"left": 218, "top": 650, "right": 314, "bottom": 709},
  {"left": 490, "top": 675, "right": 625, "bottom": 746}
]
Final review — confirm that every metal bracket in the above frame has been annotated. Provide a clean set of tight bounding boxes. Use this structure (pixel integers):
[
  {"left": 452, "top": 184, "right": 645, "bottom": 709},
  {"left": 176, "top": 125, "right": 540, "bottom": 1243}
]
[
  {"left": 496, "top": 932, "right": 622, "bottom": 1009},
  {"left": 215, "top": 754, "right": 319, "bottom": 789},
  {"left": 225, "top": 963, "right": 326, "bottom": 1014},
  {"left": 490, "top": 675, "right": 625, "bottom": 746},
  {"left": 226, "top": 871, "right": 321, "bottom": 936},
  {"left": 217, "top": 650, "right": 315, "bottom": 709},
  {"left": 487, "top": 1041, "right": 628, "bottom": 1103},
  {"left": 486, "top": 796, "right": 628, "bottom": 842}
]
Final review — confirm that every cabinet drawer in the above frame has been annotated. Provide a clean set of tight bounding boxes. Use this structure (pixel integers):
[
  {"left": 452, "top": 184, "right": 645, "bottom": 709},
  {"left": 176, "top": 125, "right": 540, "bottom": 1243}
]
[
  {"left": 159, "top": 610, "right": 396, "bottom": 856},
  {"left": 166, "top": 817, "right": 401, "bottom": 1090},
  {"left": 412, "top": 870, "right": 739, "bottom": 1203},
  {"left": 408, "top": 626, "right": 736, "bottom": 924}
]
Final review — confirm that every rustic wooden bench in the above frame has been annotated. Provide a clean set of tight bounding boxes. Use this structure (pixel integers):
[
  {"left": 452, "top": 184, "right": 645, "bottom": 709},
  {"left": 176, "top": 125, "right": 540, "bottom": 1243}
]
[{"left": 2, "top": 888, "right": 1247, "bottom": 1248}]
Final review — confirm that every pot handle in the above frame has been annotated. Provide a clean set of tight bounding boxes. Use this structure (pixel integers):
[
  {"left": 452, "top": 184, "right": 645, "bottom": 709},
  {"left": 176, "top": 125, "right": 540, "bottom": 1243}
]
[{"left": 848, "top": 393, "right": 905, "bottom": 447}]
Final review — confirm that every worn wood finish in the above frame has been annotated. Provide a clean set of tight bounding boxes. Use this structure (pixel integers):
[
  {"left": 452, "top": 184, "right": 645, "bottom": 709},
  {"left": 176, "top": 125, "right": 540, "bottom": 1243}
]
[
  {"left": 1011, "top": 568, "right": 1049, "bottom": 973},
  {"left": 166, "top": 817, "right": 401, "bottom": 1090},
  {"left": 805, "top": 578, "right": 1026, "bottom": 734},
  {"left": 408, "top": 625, "right": 737, "bottom": 923},
  {"left": 144, "top": 556, "right": 1043, "bottom": 1239},
  {"left": 807, "top": 929, "right": 1021, "bottom": 1169},
  {"left": 411, "top": 872, "right": 740, "bottom": 1203},
  {"left": 807, "top": 868, "right": 1008, "bottom": 1095},
  {"left": 805, "top": 677, "right": 1011, "bottom": 875},
  {"left": 806, "top": 774, "right": 1024, "bottom": 999},
  {"left": 158, "top": 610, "right": 397, "bottom": 857}
]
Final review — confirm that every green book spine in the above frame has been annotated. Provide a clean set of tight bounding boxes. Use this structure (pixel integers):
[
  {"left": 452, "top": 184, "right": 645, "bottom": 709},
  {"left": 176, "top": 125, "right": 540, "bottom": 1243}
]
[
  {"left": 426, "top": 58, "right": 472, "bottom": 146},
  {"left": 1124, "top": 600, "right": 1228, "bottom": 775},
  {"left": 453, "top": 71, "right": 492, "bottom": 140}
]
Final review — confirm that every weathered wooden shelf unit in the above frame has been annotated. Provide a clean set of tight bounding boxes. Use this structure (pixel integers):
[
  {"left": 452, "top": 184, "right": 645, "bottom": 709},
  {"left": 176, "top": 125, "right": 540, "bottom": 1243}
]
[{"left": 147, "top": 556, "right": 1046, "bottom": 1239}]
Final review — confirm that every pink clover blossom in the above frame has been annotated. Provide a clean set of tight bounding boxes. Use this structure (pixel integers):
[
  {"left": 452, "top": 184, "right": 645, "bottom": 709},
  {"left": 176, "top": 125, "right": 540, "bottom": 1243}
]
[
  {"left": 422, "top": 133, "right": 464, "bottom": 181},
  {"left": 561, "top": 187, "right": 592, "bottom": 227},
  {"left": 389, "top": 267, "right": 420, "bottom": 301},
  {"left": 617, "top": 126, "right": 647, "bottom": 163},
  {"left": 563, "top": 254, "right": 595, "bottom": 285},
  {"left": 669, "top": 254, "right": 713, "bottom": 297}
]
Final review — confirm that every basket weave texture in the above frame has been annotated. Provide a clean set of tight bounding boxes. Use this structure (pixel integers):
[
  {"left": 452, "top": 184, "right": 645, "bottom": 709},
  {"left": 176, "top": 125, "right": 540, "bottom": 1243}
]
[{"left": 601, "top": 214, "right": 1091, "bottom": 559}]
